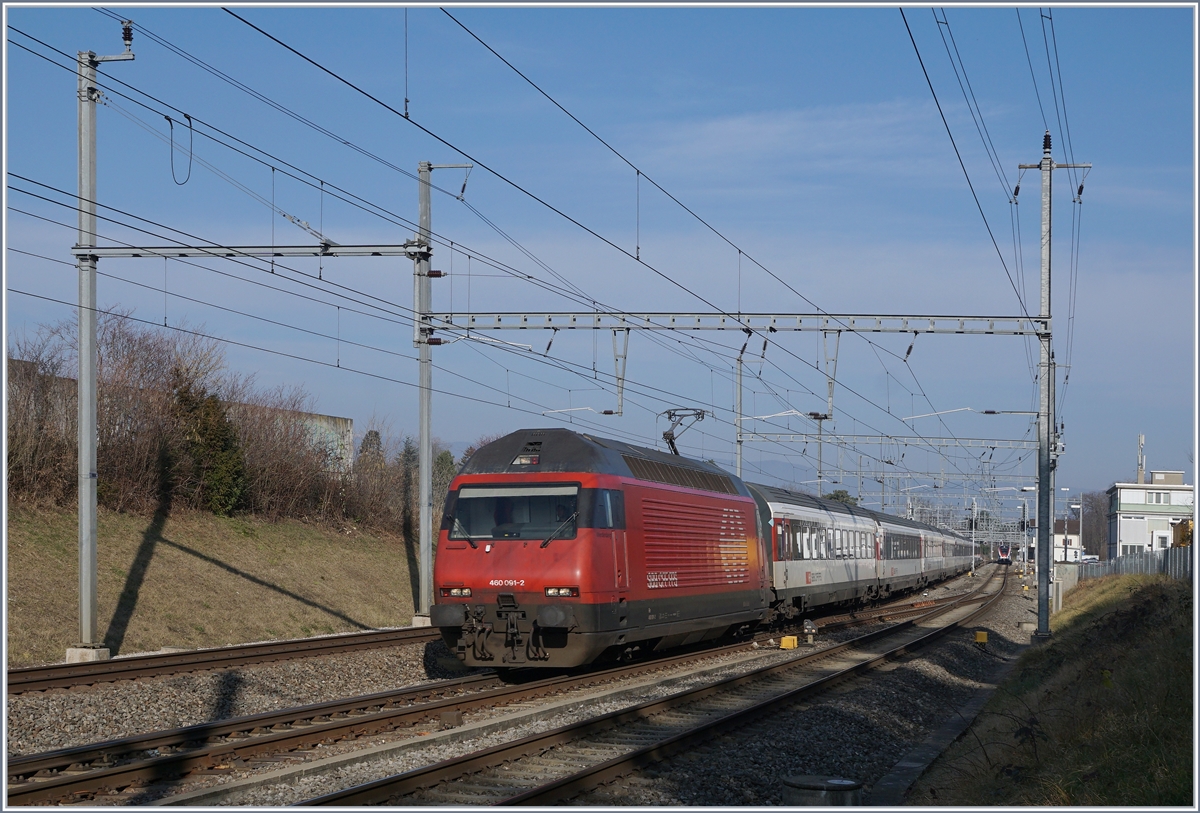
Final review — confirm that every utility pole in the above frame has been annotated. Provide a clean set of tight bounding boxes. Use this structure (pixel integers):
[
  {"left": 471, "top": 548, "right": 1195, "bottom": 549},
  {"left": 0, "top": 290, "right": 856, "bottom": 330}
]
[
  {"left": 1019, "top": 131, "right": 1089, "bottom": 642},
  {"left": 735, "top": 348, "right": 744, "bottom": 478},
  {"left": 413, "top": 161, "right": 471, "bottom": 622},
  {"left": 1022, "top": 499, "right": 1028, "bottom": 563},
  {"left": 70, "top": 22, "right": 134, "bottom": 664},
  {"left": 971, "top": 497, "right": 977, "bottom": 570},
  {"left": 798, "top": 331, "right": 840, "bottom": 498}
]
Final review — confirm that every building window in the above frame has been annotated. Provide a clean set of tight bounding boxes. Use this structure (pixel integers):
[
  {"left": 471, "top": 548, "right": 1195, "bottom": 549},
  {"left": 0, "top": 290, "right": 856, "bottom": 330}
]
[{"left": 1147, "top": 492, "right": 1171, "bottom": 505}]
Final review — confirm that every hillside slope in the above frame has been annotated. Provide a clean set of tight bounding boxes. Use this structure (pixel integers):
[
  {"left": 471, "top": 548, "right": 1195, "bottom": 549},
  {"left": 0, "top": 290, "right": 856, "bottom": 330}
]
[
  {"left": 907, "top": 574, "right": 1193, "bottom": 806},
  {"left": 6, "top": 506, "right": 417, "bottom": 667}
]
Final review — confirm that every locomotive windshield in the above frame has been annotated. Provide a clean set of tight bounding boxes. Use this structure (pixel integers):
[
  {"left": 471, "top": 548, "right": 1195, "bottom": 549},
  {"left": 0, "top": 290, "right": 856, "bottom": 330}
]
[{"left": 449, "top": 485, "right": 579, "bottom": 541}]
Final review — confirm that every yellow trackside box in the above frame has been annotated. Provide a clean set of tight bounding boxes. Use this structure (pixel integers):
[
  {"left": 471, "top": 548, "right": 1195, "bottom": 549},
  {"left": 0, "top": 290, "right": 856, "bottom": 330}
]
[
  {"left": 975, "top": 631, "right": 988, "bottom": 644},
  {"left": 780, "top": 635, "right": 799, "bottom": 649}
]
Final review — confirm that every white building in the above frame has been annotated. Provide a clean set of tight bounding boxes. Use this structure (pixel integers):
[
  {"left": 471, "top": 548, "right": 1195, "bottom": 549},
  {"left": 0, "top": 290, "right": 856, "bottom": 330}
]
[
  {"left": 1106, "top": 471, "right": 1194, "bottom": 559},
  {"left": 1052, "top": 519, "right": 1084, "bottom": 563}
]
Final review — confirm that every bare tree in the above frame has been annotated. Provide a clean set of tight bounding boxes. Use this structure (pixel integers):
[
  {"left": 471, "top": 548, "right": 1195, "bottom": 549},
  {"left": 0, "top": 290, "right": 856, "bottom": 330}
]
[{"left": 1076, "top": 491, "right": 1109, "bottom": 558}]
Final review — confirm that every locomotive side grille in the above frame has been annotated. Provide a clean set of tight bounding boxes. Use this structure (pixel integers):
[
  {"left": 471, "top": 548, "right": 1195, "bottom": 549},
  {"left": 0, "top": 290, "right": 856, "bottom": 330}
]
[
  {"left": 641, "top": 498, "right": 751, "bottom": 586},
  {"left": 622, "top": 455, "right": 738, "bottom": 495}
]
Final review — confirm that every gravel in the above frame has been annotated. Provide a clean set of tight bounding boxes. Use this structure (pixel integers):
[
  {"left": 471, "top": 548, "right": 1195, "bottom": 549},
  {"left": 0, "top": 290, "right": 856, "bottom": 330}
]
[
  {"left": 576, "top": 566, "right": 1036, "bottom": 806},
  {"left": 5, "top": 641, "right": 472, "bottom": 756},
  {"left": 8, "top": 565, "right": 1035, "bottom": 806}
]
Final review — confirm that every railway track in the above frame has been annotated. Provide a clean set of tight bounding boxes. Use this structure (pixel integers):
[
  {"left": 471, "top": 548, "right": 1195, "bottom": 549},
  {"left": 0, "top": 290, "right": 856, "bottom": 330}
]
[
  {"left": 7, "top": 565, "right": 982, "bottom": 697},
  {"left": 302, "top": 569, "right": 1007, "bottom": 806},
  {"left": 6, "top": 636, "right": 779, "bottom": 804},
  {"left": 5, "top": 579, "right": 975, "bottom": 696},
  {"left": 6, "top": 572, "right": 990, "bottom": 805},
  {"left": 5, "top": 626, "right": 440, "bottom": 694}
]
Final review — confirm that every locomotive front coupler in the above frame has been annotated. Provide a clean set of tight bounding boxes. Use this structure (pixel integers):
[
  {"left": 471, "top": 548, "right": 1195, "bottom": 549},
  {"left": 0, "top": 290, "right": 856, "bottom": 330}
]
[{"left": 495, "top": 593, "right": 528, "bottom": 664}]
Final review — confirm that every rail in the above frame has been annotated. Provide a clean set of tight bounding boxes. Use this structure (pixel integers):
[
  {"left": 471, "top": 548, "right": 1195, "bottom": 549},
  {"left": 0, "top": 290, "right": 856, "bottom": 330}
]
[
  {"left": 6, "top": 626, "right": 440, "bottom": 694},
  {"left": 300, "top": 570, "right": 1006, "bottom": 805}
]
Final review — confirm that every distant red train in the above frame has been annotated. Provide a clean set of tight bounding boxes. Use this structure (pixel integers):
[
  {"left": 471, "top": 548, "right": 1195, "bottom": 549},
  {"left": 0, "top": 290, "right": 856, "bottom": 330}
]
[{"left": 431, "top": 428, "right": 971, "bottom": 668}]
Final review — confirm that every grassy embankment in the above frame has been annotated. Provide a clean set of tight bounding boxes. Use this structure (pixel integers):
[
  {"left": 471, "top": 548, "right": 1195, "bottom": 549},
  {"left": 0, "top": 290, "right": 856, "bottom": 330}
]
[
  {"left": 909, "top": 573, "right": 1194, "bottom": 806},
  {"left": 5, "top": 505, "right": 416, "bottom": 667}
]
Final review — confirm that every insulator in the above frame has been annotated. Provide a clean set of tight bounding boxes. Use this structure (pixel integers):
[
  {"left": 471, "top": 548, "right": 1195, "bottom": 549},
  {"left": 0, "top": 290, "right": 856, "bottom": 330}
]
[
  {"left": 1043, "top": 131, "right": 1052, "bottom": 152},
  {"left": 1077, "top": 184, "right": 1084, "bottom": 196},
  {"left": 122, "top": 23, "right": 133, "bottom": 47},
  {"left": 1013, "top": 184, "right": 1020, "bottom": 197}
]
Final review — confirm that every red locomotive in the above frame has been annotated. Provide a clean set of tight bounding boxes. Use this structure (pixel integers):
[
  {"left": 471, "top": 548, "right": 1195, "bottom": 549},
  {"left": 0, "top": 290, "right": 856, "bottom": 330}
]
[
  {"left": 431, "top": 428, "right": 972, "bottom": 668},
  {"left": 431, "top": 428, "right": 772, "bottom": 667}
]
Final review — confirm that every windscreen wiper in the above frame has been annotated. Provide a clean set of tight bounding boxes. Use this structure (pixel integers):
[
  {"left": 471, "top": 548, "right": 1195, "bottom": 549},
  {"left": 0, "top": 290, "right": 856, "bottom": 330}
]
[
  {"left": 542, "top": 511, "right": 578, "bottom": 548},
  {"left": 452, "top": 518, "right": 477, "bottom": 548}
]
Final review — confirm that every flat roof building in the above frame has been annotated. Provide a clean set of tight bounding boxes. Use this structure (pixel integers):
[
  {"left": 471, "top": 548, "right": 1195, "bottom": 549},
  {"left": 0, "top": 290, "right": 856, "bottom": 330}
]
[{"left": 1106, "top": 471, "right": 1194, "bottom": 559}]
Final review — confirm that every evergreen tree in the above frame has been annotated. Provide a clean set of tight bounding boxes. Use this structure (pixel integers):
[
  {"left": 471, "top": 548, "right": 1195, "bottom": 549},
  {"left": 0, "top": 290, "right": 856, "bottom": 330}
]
[
  {"left": 826, "top": 489, "right": 858, "bottom": 506},
  {"left": 172, "top": 375, "right": 245, "bottom": 516}
]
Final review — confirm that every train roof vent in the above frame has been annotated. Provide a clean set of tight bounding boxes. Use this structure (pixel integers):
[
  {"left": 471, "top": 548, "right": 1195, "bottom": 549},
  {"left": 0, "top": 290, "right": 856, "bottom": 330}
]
[{"left": 622, "top": 455, "right": 737, "bottom": 495}]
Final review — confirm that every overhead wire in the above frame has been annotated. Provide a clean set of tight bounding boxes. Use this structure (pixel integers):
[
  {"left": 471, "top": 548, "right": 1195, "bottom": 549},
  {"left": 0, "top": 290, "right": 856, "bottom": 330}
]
[
  {"left": 8, "top": 194, "right": 870, "bottom": 472},
  {"left": 899, "top": 9, "right": 1033, "bottom": 324},
  {"left": 439, "top": 7, "right": 982, "bottom": 446},
  {"left": 1015, "top": 8, "right": 1049, "bottom": 132},
  {"left": 8, "top": 241, "right": 906, "bottom": 475},
  {"left": 9, "top": 24, "right": 760, "bottom": 404},
  {"left": 6, "top": 30, "right": 599, "bottom": 313},
  {"left": 9, "top": 85, "right": 955, "bottom": 494},
  {"left": 226, "top": 8, "right": 991, "bottom": 487},
  {"left": 79, "top": 15, "right": 984, "bottom": 477},
  {"left": 11, "top": 20, "right": 1004, "bottom": 497},
  {"left": 1045, "top": 7, "right": 1084, "bottom": 418},
  {"left": 932, "top": 8, "right": 1038, "bottom": 383}
]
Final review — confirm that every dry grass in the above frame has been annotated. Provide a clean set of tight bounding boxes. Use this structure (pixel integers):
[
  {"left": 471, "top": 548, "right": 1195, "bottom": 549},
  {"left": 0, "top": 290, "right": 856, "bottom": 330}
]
[
  {"left": 907, "top": 574, "right": 1194, "bottom": 806},
  {"left": 5, "top": 504, "right": 418, "bottom": 667}
]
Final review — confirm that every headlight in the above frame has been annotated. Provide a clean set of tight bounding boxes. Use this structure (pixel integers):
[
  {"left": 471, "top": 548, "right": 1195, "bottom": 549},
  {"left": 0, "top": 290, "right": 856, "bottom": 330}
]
[
  {"left": 440, "top": 587, "right": 472, "bottom": 597},
  {"left": 544, "top": 587, "right": 579, "bottom": 597}
]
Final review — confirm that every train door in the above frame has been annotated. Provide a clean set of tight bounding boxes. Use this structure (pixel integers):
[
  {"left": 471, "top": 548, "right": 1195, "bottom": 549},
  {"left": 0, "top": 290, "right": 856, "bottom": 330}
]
[
  {"left": 596, "top": 488, "right": 629, "bottom": 631},
  {"left": 601, "top": 489, "right": 629, "bottom": 591},
  {"left": 874, "top": 523, "right": 885, "bottom": 582}
]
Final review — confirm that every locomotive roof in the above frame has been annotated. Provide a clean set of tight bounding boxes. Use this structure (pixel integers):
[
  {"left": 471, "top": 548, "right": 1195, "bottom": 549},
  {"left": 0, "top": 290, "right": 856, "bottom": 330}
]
[
  {"left": 458, "top": 428, "right": 750, "bottom": 497},
  {"left": 746, "top": 482, "right": 965, "bottom": 540}
]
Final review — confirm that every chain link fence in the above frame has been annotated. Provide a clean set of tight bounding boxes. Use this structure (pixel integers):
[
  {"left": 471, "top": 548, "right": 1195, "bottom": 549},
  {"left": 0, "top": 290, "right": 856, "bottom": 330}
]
[{"left": 1073, "top": 547, "right": 1194, "bottom": 583}]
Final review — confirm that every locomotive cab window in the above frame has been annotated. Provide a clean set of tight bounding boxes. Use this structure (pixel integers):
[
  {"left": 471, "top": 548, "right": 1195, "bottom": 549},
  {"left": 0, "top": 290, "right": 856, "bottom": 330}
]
[{"left": 450, "top": 485, "right": 580, "bottom": 541}]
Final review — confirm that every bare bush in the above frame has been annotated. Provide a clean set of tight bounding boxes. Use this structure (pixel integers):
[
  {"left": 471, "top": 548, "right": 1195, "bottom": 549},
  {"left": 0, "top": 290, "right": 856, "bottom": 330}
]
[
  {"left": 8, "top": 310, "right": 470, "bottom": 533},
  {"left": 227, "top": 383, "right": 342, "bottom": 522},
  {"left": 342, "top": 423, "right": 458, "bottom": 542},
  {"left": 459, "top": 432, "right": 505, "bottom": 467},
  {"left": 6, "top": 328, "right": 77, "bottom": 506},
  {"left": 343, "top": 418, "right": 407, "bottom": 529}
]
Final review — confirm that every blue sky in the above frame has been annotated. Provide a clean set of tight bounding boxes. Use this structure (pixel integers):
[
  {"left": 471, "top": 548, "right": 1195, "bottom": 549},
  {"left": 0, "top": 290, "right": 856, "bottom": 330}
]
[{"left": 4, "top": 4, "right": 1195, "bottom": 521}]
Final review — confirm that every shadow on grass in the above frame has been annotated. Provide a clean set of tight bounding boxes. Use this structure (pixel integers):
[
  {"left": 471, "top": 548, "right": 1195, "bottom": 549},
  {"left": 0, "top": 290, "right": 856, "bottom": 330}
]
[
  {"left": 403, "top": 486, "right": 419, "bottom": 615},
  {"left": 156, "top": 536, "right": 373, "bottom": 631},
  {"left": 104, "top": 460, "right": 373, "bottom": 654},
  {"left": 104, "top": 455, "right": 172, "bottom": 656}
]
